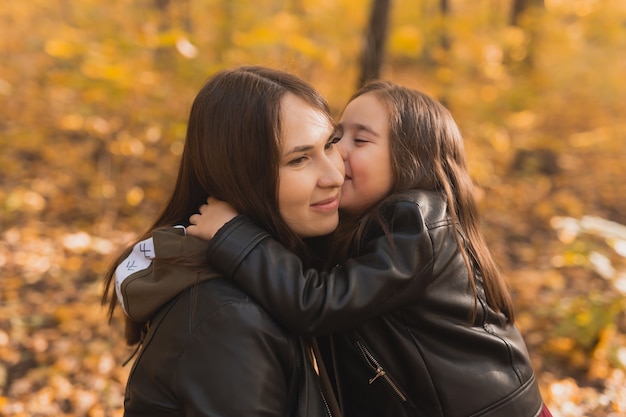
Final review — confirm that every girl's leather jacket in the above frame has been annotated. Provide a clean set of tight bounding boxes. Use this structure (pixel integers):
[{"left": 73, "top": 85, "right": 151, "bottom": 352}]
[
  {"left": 116, "top": 227, "right": 334, "bottom": 417},
  {"left": 204, "top": 190, "right": 545, "bottom": 417}
]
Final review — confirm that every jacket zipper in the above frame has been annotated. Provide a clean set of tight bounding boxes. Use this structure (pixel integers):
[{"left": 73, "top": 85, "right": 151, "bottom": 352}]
[
  {"left": 320, "top": 390, "right": 333, "bottom": 417},
  {"left": 303, "top": 342, "right": 335, "bottom": 417},
  {"left": 356, "top": 340, "right": 407, "bottom": 402},
  {"left": 298, "top": 363, "right": 334, "bottom": 417}
]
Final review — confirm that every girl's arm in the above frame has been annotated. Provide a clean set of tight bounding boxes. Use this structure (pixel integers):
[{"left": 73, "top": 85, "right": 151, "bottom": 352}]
[{"left": 189, "top": 197, "right": 436, "bottom": 335}]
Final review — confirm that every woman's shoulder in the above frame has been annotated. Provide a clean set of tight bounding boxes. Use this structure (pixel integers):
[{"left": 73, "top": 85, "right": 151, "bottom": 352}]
[
  {"left": 142, "top": 279, "right": 299, "bottom": 395},
  {"left": 189, "top": 278, "right": 294, "bottom": 338}
]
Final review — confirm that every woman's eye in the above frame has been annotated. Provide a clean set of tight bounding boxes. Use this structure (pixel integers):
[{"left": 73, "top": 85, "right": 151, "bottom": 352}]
[
  {"left": 288, "top": 156, "right": 307, "bottom": 165},
  {"left": 325, "top": 134, "right": 343, "bottom": 150}
]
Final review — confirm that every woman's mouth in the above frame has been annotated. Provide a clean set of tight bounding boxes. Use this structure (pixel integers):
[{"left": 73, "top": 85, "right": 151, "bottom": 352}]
[{"left": 311, "top": 196, "right": 340, "bottom": 211}]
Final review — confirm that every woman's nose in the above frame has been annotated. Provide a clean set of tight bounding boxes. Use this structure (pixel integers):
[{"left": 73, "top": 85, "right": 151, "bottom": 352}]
[
  {"left": 320, "top": 152, "right": 344, "bottom": 187},
  {"left": 337, "top": 141, "right": 349, "bottom": 160}
]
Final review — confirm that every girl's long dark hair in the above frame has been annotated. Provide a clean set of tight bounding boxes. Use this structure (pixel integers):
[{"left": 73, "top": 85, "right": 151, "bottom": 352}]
[
  {"left": 102, "top": 66, "right": 334, "bottom": 344},
  {"left": 331, "top": 81, "right": 515, "bottom": 323}
]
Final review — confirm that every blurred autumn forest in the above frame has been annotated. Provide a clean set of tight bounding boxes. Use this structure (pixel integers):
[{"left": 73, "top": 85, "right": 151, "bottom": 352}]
[{"left": 1, "top": 0, "right": 625, "bottom": 415}]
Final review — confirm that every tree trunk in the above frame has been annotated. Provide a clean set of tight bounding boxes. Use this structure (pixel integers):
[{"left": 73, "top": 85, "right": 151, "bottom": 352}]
[
  {"left": 510, "top": 0, "right": 544, "bottom": 26},
  {"left": 153, "top": 0, "right": 173, "bottom": 66},
  {"left": 439, "top": 0, "right": 450, "bottom": 51},
  {"left": 436, "top": 0, "right": 452, "bottom": 107},
  {"left": 357, "top": 0, "right": 392, "bottom": 88},
  {"left": 216, "top": 0, "right": 235, "bottom": 58},
  {"left": 182, "top": 0, "right": 192, "bottom": 33},
  {"left": 508, "top": 0, "right": 544, "bottom": 68}
]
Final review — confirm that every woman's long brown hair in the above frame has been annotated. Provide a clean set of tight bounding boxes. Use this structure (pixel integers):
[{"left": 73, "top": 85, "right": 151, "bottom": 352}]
[
  {"left": 331, "top": 81, "right": 515, "bottom": 323},
  {"left": 102, "top": 66, "right": 334, "bottom": 344}
]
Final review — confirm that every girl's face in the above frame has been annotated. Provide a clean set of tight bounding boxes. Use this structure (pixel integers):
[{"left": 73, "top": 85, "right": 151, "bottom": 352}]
[
  {"left": 337, "top": 92, "right": 393, "bottom": 216},
  {"left": 277, "top": 93, "right": 344, "bottom": 237}
]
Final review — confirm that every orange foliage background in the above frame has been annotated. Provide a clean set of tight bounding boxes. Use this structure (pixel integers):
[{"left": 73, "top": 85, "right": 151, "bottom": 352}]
[{"left": 1, "top": 0, "right": 625, "bottom": 416}]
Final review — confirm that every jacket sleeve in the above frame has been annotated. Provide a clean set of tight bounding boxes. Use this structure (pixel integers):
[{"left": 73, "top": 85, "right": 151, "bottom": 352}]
[
  {"left": 206, "top": 200, "right": 435, "bottom": 335},
  {"left": 174, "top": 302, "right": 297, "bottom": 416}
]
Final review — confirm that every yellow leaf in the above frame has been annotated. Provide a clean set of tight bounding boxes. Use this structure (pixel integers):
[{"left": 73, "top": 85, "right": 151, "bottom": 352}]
[
  {"left": 390, "top": 25, "right": 423, "bottom": 55},
  {"left": 44, "top": 39, "right": 78, "bottom": 59},
  {"left": 126, "top": 187, "right": 144, "bottom": 207}
]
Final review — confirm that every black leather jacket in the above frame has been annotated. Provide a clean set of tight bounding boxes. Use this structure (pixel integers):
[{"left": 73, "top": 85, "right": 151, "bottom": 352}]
[
  {"left": 205, "top": 190, "right": 544, "bottom": 417},
  {"left": 116, "top": 228, "right": 333, "bottom": 417}
]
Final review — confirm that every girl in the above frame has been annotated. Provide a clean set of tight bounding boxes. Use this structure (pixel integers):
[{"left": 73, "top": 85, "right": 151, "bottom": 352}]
[
  {"left": 188, "top": 81, "right": 552, "bottom": 417},
  {"left": 102, "top": 66, "right": 344, "bottom": 416}
]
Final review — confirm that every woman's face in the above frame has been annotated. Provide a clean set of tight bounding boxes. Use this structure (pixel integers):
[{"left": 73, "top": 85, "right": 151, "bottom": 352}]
[
  {"left": 277, "top": 93, "right": 344, "bottom": 237},
  {"left": 337, "top": 92, "right": 393, "bottom": 216}
]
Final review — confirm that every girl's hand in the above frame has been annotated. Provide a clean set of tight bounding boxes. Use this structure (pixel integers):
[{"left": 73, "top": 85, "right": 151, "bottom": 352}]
[{"left": 188, "top": 197, "right": 239, "bottom": 240}]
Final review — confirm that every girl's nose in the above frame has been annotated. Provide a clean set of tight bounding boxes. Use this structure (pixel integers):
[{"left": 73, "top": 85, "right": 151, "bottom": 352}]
[{"left": 337, "top": 141, "right": 349, "bottom": 161}]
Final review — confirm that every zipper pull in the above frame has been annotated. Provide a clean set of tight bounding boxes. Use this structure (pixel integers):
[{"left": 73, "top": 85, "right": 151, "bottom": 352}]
[{"left": 369, "top": 367, "right": 386, "bottom": 384}]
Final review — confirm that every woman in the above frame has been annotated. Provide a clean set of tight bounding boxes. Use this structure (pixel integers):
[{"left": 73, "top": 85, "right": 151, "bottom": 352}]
[
  {"left": 102, "top": 66, "right": 344, "bottom": 416},
  {"left": 188, "top": 81, "right": 552, "bottom": 417}
]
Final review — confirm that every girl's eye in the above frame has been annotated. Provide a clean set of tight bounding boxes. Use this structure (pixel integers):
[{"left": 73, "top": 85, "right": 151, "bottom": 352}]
[{"left": 354, "top": 138, "right": 368, "bottom": 144}]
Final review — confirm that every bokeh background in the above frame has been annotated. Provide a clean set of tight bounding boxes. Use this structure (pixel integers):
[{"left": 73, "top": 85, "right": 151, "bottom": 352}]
[{"left": 1, "top": 0, "right": 625, "bottom": 415}]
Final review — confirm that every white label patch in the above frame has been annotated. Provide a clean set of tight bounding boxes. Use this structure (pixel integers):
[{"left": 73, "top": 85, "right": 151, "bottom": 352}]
[{"left": 115, "top": 237, "right": 155, "bottom": 314}]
